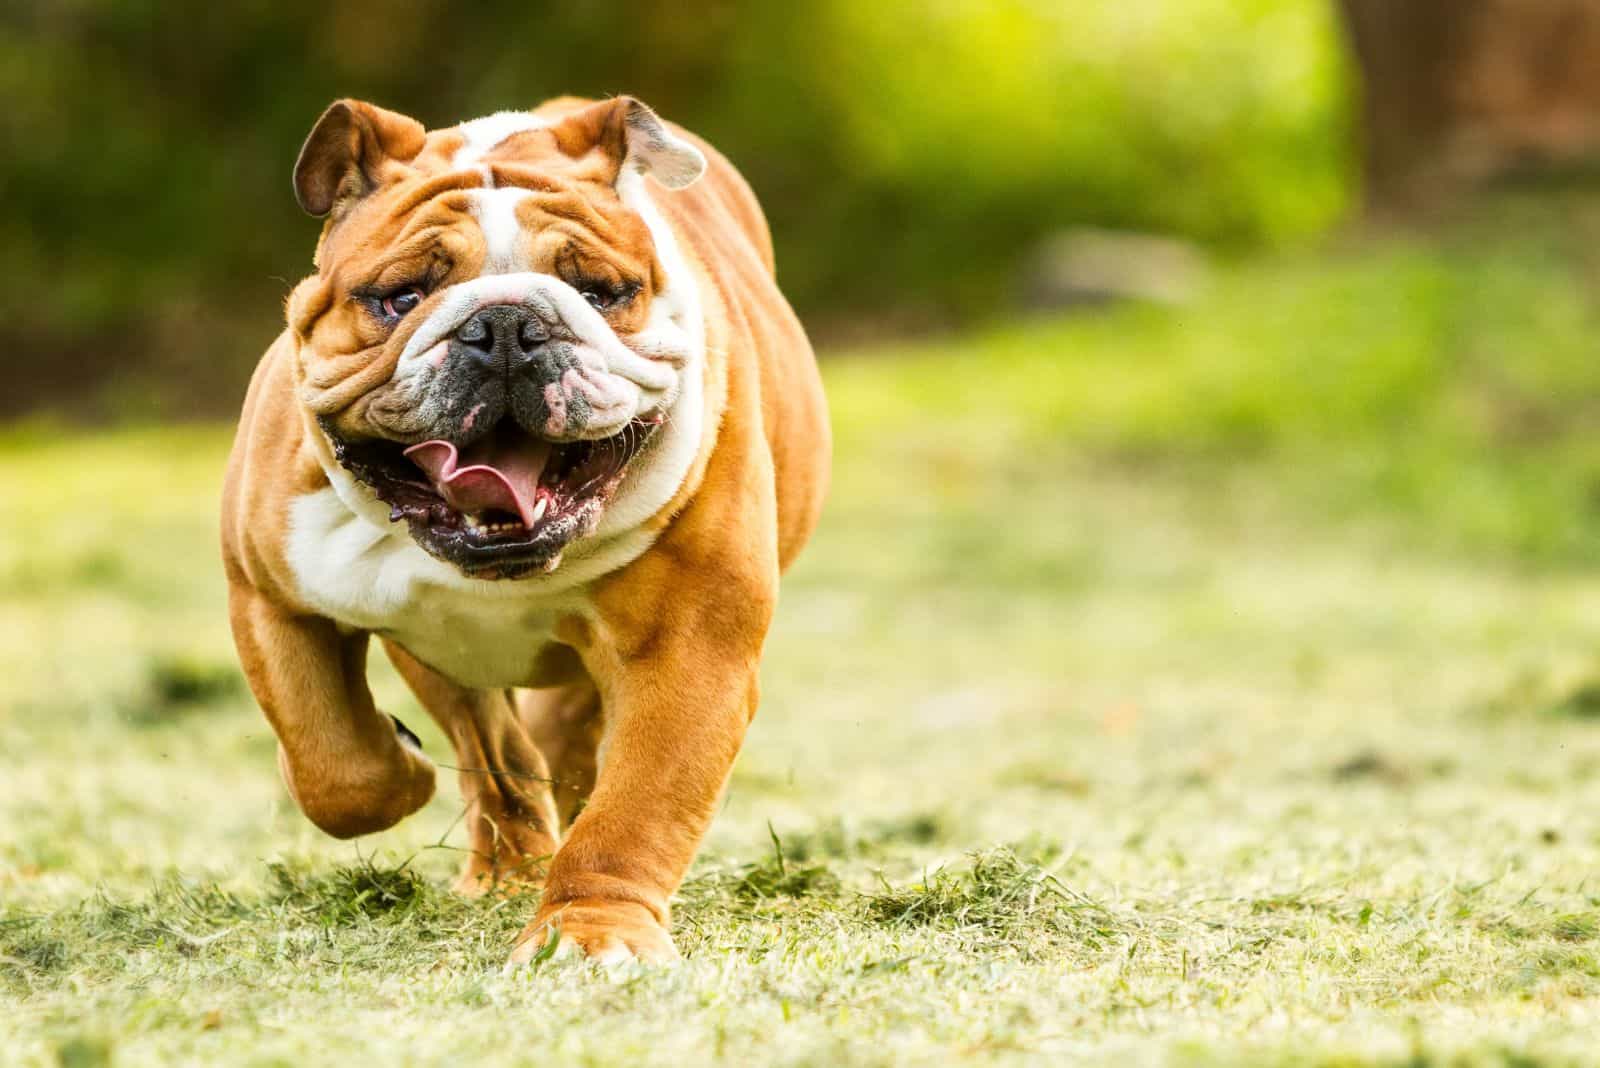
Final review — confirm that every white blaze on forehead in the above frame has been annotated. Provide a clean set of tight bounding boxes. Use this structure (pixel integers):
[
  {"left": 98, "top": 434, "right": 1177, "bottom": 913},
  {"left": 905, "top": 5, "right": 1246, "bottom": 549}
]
[
  {"left": 452, "top": 111, "right": 550, "bottom": 172},
  {"left": 470, "top": 187, "right": 531, "bottom": 274}
]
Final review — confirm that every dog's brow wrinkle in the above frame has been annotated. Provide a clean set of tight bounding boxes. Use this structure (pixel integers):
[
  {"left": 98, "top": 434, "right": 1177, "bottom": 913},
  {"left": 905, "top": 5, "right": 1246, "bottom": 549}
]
[
  {"left": 529, "top": 198, "right": 591, "bottom": 225},
  {"left": 483, "top": 164, "right": 566, "bottom": 196},
  {"left": 382, "top": 173, "right": 485, "bottom": 223}
]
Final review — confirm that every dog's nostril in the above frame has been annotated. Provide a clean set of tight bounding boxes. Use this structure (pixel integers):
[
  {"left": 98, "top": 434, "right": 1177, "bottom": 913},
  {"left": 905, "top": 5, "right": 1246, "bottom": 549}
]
[
  {"left": 457, "top": 312, "right": 494, "bottom": 351},
  {"left": 519, "top": 319, "right": 548, "bottom": 350}
]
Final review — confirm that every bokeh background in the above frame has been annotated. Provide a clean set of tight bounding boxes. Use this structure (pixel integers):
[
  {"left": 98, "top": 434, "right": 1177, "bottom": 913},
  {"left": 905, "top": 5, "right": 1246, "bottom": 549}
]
[{"left": 11, "top": 3, "right": 1600, "bottom": 1064}]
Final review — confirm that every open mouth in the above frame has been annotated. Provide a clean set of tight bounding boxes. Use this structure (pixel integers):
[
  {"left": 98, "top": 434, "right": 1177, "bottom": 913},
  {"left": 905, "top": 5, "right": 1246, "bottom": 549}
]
[{"left": 327, "top": 417, "right": 661, "bottom": 578}]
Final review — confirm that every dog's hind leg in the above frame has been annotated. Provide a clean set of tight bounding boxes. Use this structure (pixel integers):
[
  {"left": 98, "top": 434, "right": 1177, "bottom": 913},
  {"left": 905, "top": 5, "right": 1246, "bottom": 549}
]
[
  {"left": 384, "top": 641, "right": 561, "bottom": 897},
  {"left": 516, "top": 682, "right": 603, "bottom": 831}
]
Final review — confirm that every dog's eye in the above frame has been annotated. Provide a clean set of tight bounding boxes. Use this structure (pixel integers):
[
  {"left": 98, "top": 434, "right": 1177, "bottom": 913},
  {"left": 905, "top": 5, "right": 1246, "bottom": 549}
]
[
  {"left": 380, "top": 287, "right": 425, "bottom": 320},
  {"left": 579, "top": 282, "right": 641, "bottom": 313}
]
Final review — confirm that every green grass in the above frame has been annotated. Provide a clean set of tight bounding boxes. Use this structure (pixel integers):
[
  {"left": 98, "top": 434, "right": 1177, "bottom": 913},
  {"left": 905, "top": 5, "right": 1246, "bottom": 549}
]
[{"left": 7, "top": 220, "right": 1600, "bottom": 1064}]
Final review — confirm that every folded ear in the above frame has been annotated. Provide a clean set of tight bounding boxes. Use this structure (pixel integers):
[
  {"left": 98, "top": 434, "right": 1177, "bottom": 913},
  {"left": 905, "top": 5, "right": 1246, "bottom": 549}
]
[
  {"left": 293, "top": 99, "right": 428, "bottom": 218},
  {"left": 548, "top": 96, "right": 706, "bottom": 191}
]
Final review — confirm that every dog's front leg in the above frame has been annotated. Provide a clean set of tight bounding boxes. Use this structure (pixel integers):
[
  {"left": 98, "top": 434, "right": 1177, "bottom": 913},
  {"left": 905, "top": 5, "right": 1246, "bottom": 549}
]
[
  {"left": 508, "top": 574, "right": 774, "bottom": 964},
  {"left": 229, "top": 586, "right": 437, "bottom": 838}
]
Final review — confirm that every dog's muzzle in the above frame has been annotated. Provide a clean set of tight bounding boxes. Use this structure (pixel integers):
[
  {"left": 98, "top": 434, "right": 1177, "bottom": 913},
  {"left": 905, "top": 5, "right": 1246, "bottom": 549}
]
[{"left": 383, "top": 273, "right": 678, "bottom": 446}]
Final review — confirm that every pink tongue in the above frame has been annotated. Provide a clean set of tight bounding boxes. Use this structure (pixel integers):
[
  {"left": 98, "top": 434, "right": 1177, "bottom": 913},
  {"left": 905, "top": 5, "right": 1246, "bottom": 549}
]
[{"left": 403, "top": 437, "right": 552, "bottom": 527}]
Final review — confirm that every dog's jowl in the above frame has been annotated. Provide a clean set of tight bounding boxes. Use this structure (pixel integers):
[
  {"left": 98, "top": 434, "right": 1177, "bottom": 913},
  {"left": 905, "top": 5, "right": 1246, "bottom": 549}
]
[{"left": 220, "top": 96, "right": 829, "bottom": 963}]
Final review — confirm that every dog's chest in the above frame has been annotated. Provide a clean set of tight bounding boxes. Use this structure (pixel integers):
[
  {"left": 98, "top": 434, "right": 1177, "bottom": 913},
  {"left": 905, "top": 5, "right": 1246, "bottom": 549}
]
[{"left": 286, "top": 487, "right": 580, "bottom": 689}]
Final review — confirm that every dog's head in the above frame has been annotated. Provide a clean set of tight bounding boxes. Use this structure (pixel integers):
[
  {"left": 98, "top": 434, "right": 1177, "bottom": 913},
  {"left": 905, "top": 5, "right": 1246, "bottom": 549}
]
[{"left": 284, "top": 97, "right": 706, "bottom": 578}]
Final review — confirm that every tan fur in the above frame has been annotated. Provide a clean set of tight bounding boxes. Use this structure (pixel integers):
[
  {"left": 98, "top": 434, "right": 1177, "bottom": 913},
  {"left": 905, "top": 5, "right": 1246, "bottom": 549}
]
[{"left": 221, "top": 96, "right": 828, "bottom": 962}]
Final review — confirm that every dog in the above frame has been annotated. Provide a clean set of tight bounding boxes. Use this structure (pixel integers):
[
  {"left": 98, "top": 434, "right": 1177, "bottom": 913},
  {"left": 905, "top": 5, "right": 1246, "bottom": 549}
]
[{"left": 220, "top": 95, "right": 829, "bottom": 963}]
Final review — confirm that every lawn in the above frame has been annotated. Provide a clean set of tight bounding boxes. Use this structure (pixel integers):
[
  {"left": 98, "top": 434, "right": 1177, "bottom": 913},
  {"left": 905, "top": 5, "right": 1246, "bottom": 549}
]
[{"left": 6, "top": 216, "right": 1600, "bottom": 1066}]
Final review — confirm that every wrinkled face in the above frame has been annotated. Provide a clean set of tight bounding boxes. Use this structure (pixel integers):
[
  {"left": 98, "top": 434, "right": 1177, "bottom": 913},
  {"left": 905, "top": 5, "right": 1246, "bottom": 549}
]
[{"left": 286, "top": 98, "right": 706, "bottom": 578}]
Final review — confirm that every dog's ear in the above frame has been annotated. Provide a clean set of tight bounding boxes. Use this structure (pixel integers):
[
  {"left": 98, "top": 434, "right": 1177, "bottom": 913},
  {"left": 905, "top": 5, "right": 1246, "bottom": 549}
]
[
  {"left": 293, "top": 99, "right": 427, "bottom": 218},
  {"left": 547, "top": 96, "right": 705, "bottom": 191}
]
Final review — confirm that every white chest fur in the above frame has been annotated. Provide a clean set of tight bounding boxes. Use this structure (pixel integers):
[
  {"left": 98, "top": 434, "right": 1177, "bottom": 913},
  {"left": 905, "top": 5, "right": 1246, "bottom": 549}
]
[{"left": 285, "top": 484, "right": 612, "bottom": 688}]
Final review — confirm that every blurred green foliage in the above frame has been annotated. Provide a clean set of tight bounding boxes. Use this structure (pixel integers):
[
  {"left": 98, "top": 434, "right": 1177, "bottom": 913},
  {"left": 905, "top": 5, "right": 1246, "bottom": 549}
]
[
  {"left": 822, "top": 189, "right": 1600, "bottom": 566},
  {"left": 0, "top": 0, "right": 1351, "bottom": 415}
]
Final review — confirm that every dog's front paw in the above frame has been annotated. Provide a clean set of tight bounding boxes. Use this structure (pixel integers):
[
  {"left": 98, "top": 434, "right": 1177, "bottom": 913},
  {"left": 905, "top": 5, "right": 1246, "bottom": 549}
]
[
  {"left": 506, "top": 899, "right": 677, "bottom": 967},
  {"left": 276, "top": 735, "right": 437, "bottom": 840}
]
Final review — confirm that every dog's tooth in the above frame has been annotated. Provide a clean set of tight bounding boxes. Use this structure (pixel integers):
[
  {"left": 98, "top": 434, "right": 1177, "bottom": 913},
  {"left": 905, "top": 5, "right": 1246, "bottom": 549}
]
[{"left": 532, "top": 497, "right": 549, "bottom": 523}]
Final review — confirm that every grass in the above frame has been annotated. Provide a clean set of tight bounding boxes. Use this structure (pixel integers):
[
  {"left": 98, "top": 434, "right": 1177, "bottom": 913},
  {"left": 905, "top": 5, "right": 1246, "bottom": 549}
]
[{"left": 7, "top": 211, "right": 1600, "bottom": 1064}]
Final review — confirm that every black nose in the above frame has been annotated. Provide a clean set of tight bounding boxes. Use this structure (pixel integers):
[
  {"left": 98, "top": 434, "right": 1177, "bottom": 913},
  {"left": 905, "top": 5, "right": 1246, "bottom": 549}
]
[{"left": 453, "top": 304, "right": 550, "bottom": 372}]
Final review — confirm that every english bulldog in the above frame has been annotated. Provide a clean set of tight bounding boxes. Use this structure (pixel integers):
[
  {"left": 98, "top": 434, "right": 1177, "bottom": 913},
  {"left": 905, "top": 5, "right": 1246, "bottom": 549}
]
[{"left": 220, "top": 96, "right": 829, "bottom": 964}]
